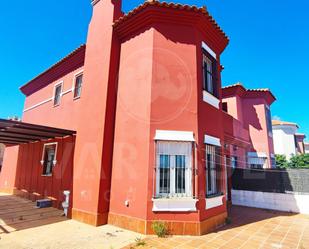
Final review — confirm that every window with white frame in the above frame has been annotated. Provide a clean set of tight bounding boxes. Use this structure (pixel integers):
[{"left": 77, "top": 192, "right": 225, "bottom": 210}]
[
  {"left": 73, "top": 73, "right": 83, "bottom": 99},
  {"left": 205, "top": 144, "right": 222, "bottom": 197},
  {"left": 203, "top": 52, "right": 218, "bottom": 97},
  {"left": 156, "top": 141, "right": 192, "bottom": 198},
  {"left": 54, "top": 84, "right": 62, "bottom": 106},
  {"left": 41, "top": 143, "right": 57, "bottom": 176}
]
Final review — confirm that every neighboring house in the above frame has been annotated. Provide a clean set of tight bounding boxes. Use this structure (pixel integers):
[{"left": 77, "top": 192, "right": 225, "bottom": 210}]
[
  {"left": 222, "top": 83, "right": 276, "bottom": 169},
  {"left": 0, "top": 143, "right": 4, "bottom": 171},
  {"left": 272, "top": 120, "right": 306, "bottom": 159},
  {"left": 0, "top": 0, "right": 274, "bottom": 235},
  {"left": 305, "top": 143, "right": 309, "bottom": 154},
  {"left": 295, "top": 133, "right": 306, "bottom": 154}
]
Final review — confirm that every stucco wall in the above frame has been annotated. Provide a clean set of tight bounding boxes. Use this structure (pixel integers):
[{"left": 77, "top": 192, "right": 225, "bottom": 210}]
[
  {"left": 0, "top": 137, "right": 75, "bottom": 210},
  {"left": 22, "top": 66, "right": 84, "bottom": 130},
  {"left": 273, "top": 125, "right": 297, "bottom": 159},
  {"left": 232, "top": 189, "right": 309, "bottom": 214}
]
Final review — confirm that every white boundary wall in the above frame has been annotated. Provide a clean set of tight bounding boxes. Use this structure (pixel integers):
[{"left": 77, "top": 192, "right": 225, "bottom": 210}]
[{"left": 232, "top": 189, "right": 309, "bottom": 214}]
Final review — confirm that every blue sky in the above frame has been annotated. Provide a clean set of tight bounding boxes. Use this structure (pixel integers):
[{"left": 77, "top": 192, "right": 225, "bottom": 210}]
[{"left": 0, "top": 0, "right": 308, "bottom": 139}]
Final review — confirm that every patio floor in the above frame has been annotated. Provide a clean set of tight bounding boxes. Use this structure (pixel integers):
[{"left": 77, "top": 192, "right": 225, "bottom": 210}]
[
  {"left": 0, "top": 193, "right": 143, "bottom": 249},
  {"left": 124, "top": 206, "right": 309, "bottom": 249}
]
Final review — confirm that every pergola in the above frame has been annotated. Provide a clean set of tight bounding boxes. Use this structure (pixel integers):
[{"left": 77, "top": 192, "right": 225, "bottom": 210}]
[{"left": 0, "top": 119, "right": 76, "bottom": 145}]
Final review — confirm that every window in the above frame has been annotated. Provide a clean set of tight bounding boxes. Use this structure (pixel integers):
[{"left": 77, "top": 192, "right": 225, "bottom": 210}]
[
  {"left": 205, "top": 144, "right": 222, "bottom": 197},
  {"left": 41, "top": 143, "right": 57, "bottom": 176},
  {"left": 248, "top": 156, "right": 266, "bottom": 169},
  {"left": 203, "top": 53, "right": 217, "bottom": 97},
  {"left": 231, "top": 156, "right": 238, "bottom": 168},
  {"left": 54, "top": 84, "right": 62, "bottom": 106},
  {"left": 222, "top": 102, "right": 228, "bottom": 112},
  {"left": 156, "top": 141, "right": 192, "bottom": 197},
  {"left": 73, "top": 73, "right": 83, "bottom": 99},
  {"left": 265, "top": 106, "right": 273, "bottom": 136}
]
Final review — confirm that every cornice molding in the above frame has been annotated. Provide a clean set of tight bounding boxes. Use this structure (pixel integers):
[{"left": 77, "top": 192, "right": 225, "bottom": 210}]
[{"left": 113, "top": 7, "right": 228, "bottom": 54}]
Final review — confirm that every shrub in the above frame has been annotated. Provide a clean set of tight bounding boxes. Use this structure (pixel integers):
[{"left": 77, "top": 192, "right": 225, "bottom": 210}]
[
  {"left": 288, "top": 154, "right": 309, "bottom": 168},
  {"left": 275, "top": 154, "right": 288, "bottom": 168},
  {"left": 151, "top": 221, "right": 168, "bottom": 238}
]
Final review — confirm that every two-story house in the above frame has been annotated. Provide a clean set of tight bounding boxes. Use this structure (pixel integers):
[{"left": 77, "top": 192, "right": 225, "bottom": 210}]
[
  {"left": 0, "top": 0, "right": 278, "bottom": 236},
  {"left": 272, "top": 120, "right": 307, "bottom": 159},
  {"left": 0, "top": 0, "right": 231, "bottom": 235},
  {"left": 222, "top": 83, "right": 276, "bottom": 169}
]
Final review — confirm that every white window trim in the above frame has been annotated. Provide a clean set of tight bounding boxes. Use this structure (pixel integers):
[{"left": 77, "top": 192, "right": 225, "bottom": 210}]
[
  {"left": 247, "top": 152, "right": 267, "bottom": 158},
  {"left": 53, "top": 81, "right": 63, "bottom": 107},
  {"left": 72, "top": 70, "right": 84, "bottom": 100},
  {"left": 205, "top": 195, "right": 224, "bottom": 210},
  {"left": 152, "top": 198, "right": 197, "bottom": 212},
  {"left": 203, "top": 90, "right": 220, "bottom": 109},
  {"left": 40, "top": 142, "right": 58, "bottom": 176},
  {"left": 204, "top": 134, "right": 221, "bottom": 147},
  {"left": 154, "top": 130, "right": 195, "bottom": 142},
  {"left": 155, "top": 141, "right": 193, "bottom": 198},
  {"left": 202, "top": 41, "right": 216, "bottom": 59},
  {"left": 23, "top": 98, "right": 53, "bottom": 112}
]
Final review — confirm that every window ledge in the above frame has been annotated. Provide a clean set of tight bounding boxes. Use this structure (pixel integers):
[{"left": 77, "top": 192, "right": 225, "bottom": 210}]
[
  {"left": 203, "top": 91, "right": 220, "bottom": 109},
  {"left": 205, "top": 194, "right": 224, "bottom": 210},
  {"left": 152, "top": 197, "right": 197, "bottom": 212}
]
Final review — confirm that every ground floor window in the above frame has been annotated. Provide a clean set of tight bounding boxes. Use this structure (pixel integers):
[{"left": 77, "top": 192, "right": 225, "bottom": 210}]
[
  {"left": 42, "top": 143, "right": 57, "bottom": 176},
  {"left": 156, "top": 141, "right": 192, "bottom": 197},
  {"left": 231, "top": 156, "right": 238, "bottom": 168},
  {"left": 206, "top": 144, "right": 222, "bottom": 197},
  {"left": 248, "top": 157, "right": 266, "bottom": 169}
]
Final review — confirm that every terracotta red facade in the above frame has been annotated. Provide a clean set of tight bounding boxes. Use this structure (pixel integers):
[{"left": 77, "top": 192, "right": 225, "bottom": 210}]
[{"left": 0, "top": 0, "right": 275, "bottom": 235}]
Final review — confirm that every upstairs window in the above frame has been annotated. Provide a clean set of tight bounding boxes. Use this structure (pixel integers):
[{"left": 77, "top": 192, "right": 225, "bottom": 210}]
[
  {"left": 222, "top": 102, "right": 228, "bottom": 112},
  {"left": 41, "top": 143, "right": 57, "bottom": 176},
  {"left": 54, "top": 83, "right": 62, "bottom": 106},
  {"left": 203, "top": 53, "right": 218, "bottom": 97},
  {"left": 205, "top": 144, "right": 222, "bottom": 197},
  {"left": 156, "top": 141, "right": 192, "bottom": 198},
  {"left": 265, "top": 106, "right": 273, "bottom": 136},
  {"left": 74, "top": 73, "right": 83, "bottom": 99}
]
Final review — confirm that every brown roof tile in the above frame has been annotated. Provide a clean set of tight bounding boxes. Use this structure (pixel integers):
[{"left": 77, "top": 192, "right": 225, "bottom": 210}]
[{"left": 113, "top": 0, "right": 228, "bottom": 41}]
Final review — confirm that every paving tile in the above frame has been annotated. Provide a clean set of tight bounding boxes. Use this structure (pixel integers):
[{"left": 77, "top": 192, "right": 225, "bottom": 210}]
[{"left": 121, "top": 206, "right": 309, "bottom": 249}]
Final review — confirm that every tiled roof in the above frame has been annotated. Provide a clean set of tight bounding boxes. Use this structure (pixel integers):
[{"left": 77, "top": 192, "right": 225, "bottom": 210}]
[
  {"left": 223, "top": 82, "right": 270, "bottom": 92},
  {"left": 222, "top": 82, "right": 244, "bottom": 90},
  {"left": 20, "top": 44, "right": 86, "bottom": 91},
  {"left": 272, "top": 120, "right": 299, "bottom": 128},
  {"left": 114, "top": 0, "right": 228, "bottom": 41}
]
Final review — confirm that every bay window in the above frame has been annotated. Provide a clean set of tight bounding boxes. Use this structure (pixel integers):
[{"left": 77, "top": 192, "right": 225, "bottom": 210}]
[
  {"left": 203, "top": 52, "right": 218, "bottom": 98},
  {"left": 156, "top": 141, "right": 192, "bottom": 198},
  {"left": 265, "top": 105, "right": 273, "bottom": 136},
  {"left": 205, "top": 144, "right": 222, "bottom": 197}
]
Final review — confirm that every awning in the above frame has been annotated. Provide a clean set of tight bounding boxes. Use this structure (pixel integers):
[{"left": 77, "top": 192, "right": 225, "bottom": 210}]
[{"left": 0, "top": 118, "right": 76, "bottom": 145}]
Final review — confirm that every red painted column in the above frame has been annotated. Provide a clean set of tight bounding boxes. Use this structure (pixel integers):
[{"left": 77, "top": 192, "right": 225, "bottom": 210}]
[{"left": 71, "top": 0, "right": 122, "bottom": 226}]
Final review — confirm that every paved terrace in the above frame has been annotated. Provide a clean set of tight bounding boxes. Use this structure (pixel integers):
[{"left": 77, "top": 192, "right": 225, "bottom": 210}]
[
  {"left": 0, "top": 193, "right": 143, "bottom": 249},
  {"left": 124, "top": 206, "right": 309, "bottom": 249},
  {"left": 0, "top": 193, "right": 309, "bottom": 248}
]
